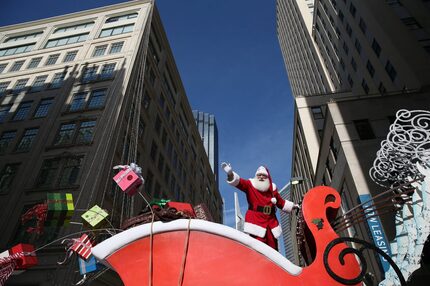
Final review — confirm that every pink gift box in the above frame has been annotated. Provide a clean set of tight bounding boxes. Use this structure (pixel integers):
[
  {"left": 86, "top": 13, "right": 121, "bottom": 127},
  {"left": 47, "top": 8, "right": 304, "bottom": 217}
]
[{"left": 113, "top": 168, "right": 142, "bottom": 196}]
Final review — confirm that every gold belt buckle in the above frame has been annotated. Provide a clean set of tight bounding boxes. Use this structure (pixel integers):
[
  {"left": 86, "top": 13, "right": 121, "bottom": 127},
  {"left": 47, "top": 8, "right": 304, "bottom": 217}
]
[{"left": 263, "top": 205, "right": 271, "bottom": 215}]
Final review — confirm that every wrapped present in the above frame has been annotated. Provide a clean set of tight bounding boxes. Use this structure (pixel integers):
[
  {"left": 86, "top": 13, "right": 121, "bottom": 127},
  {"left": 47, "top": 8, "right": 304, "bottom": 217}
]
[
  {"left": 9, "top": 244, "right": 38, "bottom": 270},
  {"left": 71, "top": 234, "right": 93, "bottom": 260},
  {"left": 193, "top": 203, "right": 214, "bottom": 222},
  {"left": 166, "top": 202, "right": 196, "bottom": 218},
  {"left": 81, "top": 205, "right": 109, "bottom": 228},
  {"left": 78, "top": 256, "right": 102, "bottom": 275},
  {"left": 113, "top": 163, "right": 144, "bottom": 196},
  {"left": 45, "top": 193, "right": 74, "bottom": 227},
  {"left": 21, "top": 203, "right": 48, "bottom": 234},
  {"left": 150, "top": 198, "right": 170, "bottom": 208}
]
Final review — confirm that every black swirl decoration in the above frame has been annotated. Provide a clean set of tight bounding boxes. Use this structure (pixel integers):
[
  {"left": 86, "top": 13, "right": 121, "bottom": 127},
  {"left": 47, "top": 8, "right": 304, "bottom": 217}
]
[{"left": 323, "top": 237, "right": 406, "bottom": 285}]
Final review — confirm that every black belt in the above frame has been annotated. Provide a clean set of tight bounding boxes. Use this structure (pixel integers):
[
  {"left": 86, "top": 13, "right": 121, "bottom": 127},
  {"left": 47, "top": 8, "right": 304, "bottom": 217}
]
[{"left": 249, "top": 204, "right": 276, "bottom": 215}]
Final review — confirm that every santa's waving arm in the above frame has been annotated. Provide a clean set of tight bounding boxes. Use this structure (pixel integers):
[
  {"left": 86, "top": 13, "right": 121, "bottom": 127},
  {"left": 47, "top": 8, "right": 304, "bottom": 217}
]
[
  {"left": 221, "top": 162, "right": 240, "bottom": 186},
  {"left": 273, "top": 190, "right": 299, "bottom": 212}
]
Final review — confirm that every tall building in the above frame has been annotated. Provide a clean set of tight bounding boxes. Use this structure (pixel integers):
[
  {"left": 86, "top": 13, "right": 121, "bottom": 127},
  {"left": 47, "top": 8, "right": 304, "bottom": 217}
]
[
  {"left": 0, "top": 1, "right": 222, "bottom": 284},
  {"left": 277, "top": 0, "right": 430, "bottom": 281},
  {"left": 279, "top": 184, "right": 295, "bottom": 262},
  {"left": 193, "top": 111, "right": 219, "bottom": 177}
]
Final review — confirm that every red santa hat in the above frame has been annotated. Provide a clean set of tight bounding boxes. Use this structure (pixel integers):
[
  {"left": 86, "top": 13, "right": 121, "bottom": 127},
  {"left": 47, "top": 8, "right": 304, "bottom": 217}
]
[{"left": 256, "top": 166, "right": 277, "bottom": 204}]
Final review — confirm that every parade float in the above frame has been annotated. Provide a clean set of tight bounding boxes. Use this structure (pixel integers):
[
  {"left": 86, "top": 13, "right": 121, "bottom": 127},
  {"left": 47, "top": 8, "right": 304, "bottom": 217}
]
[{"left": 1, "top": 109, "right": 429, "bottom": 286}]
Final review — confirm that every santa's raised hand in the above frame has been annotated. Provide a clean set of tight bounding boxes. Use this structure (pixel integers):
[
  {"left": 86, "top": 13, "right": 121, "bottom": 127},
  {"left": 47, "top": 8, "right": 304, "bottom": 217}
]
[{"left": 221, "top": 162, "right": 233, "bottom": 175}]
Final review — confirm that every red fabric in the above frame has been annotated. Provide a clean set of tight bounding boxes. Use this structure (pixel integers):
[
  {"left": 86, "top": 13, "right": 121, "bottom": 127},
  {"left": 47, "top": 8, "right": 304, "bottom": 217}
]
[
  {"left": 20, "top": 204, "right": 48, "bottom": 235},
  {"left": 251, "top": 227, "right": 278, "bottom": 251}
]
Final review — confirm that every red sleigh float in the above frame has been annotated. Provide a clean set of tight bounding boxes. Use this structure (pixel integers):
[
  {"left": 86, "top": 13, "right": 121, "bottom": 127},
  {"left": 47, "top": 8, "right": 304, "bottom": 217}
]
[{"left": 91, "top": 186, "right": 403, "bottom": 285}]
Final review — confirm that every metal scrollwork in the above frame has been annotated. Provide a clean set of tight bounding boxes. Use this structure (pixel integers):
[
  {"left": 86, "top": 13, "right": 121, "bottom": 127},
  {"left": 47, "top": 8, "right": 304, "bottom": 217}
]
[
  {"left": 323, "top": 237, "right": 406, "bottom": 286},
  {"left": 370, "top": 109, "right": 430, "bottom": 187}
]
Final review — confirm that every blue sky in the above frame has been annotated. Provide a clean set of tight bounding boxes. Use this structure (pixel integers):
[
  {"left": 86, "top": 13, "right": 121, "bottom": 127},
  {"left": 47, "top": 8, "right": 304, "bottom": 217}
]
[{"left": 1, "top": 0, "right": 295, "bottom": 234}]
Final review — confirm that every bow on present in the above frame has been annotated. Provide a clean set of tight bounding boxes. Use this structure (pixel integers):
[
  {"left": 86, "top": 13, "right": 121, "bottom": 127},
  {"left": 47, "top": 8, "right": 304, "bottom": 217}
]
[
  {"left": 20, "top": 203, "right": 48, "bottom": 235},
  {"left": 113, "top": 162, "right": 145, "bottom": 184},
  {"left": 58, "top": 234, "right": 93, "bottom": 265},
  {"left": 0, "top": 251, "right": 34, "bottom": 286},
  {"left": 150, "top": 198, "right": 170, "bottom": 208}
]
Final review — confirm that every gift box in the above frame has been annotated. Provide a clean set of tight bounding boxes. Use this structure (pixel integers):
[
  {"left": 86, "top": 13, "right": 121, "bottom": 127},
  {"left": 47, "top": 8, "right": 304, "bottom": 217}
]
[
  {"left": 45, "top": 193, "right": 74, "bottom": 227},
  {"left": 193, "top": 203, "right": 214, "bottom": 222},
  {"left": 81, "top": 205, "right": 109, "bottom": 228},
  {"left": 9, "top": 244, "right": 38, "bottom": 269},
  {"left": 78, "top": 256, "right": 102, "bottom": 275},
  {"left": 113, "top": 168, "right": 142, "bottom": 196},
  {"left": 166, "top": 202, "right": 196, "bottom": 218},
  {"left": 71, "top": 234, "right": 93, "bottom": 260}
]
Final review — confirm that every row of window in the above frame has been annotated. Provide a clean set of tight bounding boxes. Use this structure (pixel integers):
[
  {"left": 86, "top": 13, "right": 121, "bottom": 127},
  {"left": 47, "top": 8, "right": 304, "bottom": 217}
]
[
  {"left": 0, "top": 72, "right": 65, "bottom": 96},
  {"left": 0, "top": 128, "right": 39, "bottom": 154},
  {"left": 0, "top": 97, "right": 53, "bottom": 123},
  {"left": 0, "top": 41, "right": 123, "bottom": 75},
  {"left": 0, "top": 156, "right": 84, "bottom": 194}
]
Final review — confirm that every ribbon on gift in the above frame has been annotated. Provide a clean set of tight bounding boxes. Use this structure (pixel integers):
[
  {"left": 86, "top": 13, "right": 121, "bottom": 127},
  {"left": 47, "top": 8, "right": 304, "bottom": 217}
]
[
  {"left": 113, "top": 163, "right": 145, "bottom": 184},
  {"left": 21, "top": 203, "right": 48, "bottom": 235},
  {"left": 58, "top": 234, "right": 93, "bottom": 265},
  {"left": 0, "top": 252, "right": 27, "bottom": 286},
  {"left": 150, "top": 198, "right": 170, "bottom": 208}
]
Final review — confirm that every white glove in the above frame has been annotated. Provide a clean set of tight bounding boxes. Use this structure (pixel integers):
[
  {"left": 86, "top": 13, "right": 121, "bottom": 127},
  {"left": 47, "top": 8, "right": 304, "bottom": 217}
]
[{"left": 221, "top": 162, "right": 233, "bottom": 175}]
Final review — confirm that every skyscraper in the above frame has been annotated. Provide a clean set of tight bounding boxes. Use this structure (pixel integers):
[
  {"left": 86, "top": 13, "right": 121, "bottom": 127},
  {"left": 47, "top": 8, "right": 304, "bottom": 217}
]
[
  {"left": 277, "top": 0, "right": 430, "bottom": 280},
  {"left": 0, "top": 1, "right": 222, "bottom": 284}
]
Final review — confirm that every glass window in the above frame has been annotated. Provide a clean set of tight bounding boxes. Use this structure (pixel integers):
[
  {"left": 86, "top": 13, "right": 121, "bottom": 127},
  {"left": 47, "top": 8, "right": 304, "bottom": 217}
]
[
  {"left": 27, "top": 57, "right": 42, "bottom": 69},
  {"left": 354, "top": 39, "right": 361, "bottom": 54},
  {"left": 12, "top": 101, "right": 32, "bottom": 121},
  {"left": 81, "top": 66, "right": 98, "bottom": 83},
  {"left": 76, "top": 121, "right": 96, "bottom": 144},
  {"left": 0, "top": 105, "right": 12, "bottom": 123},
  {"left": 109, "top": 42, "right": 124, "bottom": 54},
  {"left": 0, "top": 43, "right": 35, "bottom": 57},
  {"left": 54, "top": 22, "right": 94, "bottom": 33},
  {"left": 88, "top": 89, "right": 107, "bottom": 109},
  {"left": 0, "top": 82, "right": 10, "bottom": 96},
  {"left": 0, "top": 163, "right": 20, "bottom": 194},
  {"left": 100, "top": 63, "right": 116, "bottom": 79},
  {"left": 385, "top": 60, "right": 397, "bottom": 82},
  {"left": 58, "top": 157, "right": 83, "bottom": 187},
  {"left": 99, "top": 24, "right": 134, "bottom": 38},
  {"left": 69, "top": 92, "right": 87, "bottom": 111},
  {"left": 354, "top": 119, "right": 375, "bottom": 140},
  {"left": 12, "top": 79, "right": 29, "bottom": 94},
  {"left": 6, "top": 32, "right": 42, "bottom": 42},
  {"left": 10, "top": 60, "right": 25, "bottom": 72},
  {"left": 50, "top": 72, "right": 66, "bottom": 89},
  {"left": 93, "top": 45, "right": 107, "bottom": 57},
  {"left": 45, "top": 54, "right": 60, "bottom": 66},
  {"left": 106, "top": 13, "right": 138, "bottom": 23},
  {"left": 34, "top": 98, "right": 53, "bottom": 118},
  {"left": 346, "top": 23, "right": 352, "bottom": 37},
  {"left": 366, "top": 61, "right": 375, "bottom": 77},
  {"left": 349, "top": 3, "right": 356, "bottom": 17},
  {"left": 44, "top": 33, "right": 89, "bottom": 48},
  {"left": 0, "top": 130, "right": 17, "bottom": 154},
  {"left": 347, "top": 74, "right": 353, "bottom": 87},
  {"left": 361, "top": 79, "right": 370, "bottom": 94},
  {"left": 30, "top": 75, "right": 48, "bottom": 92},
  {"left": 359, "top": 18, "right": 367, "bottom": 33},
  {"left": 351, "top": 58, "right": 357, "bottom": 72},
  {"left": 16, "top": 128, "right": 38, "bottom": 152},
  {"left": 0, "top": 63, "right": 7, "bottom": 73},
  {"left": 63, "top": 50, "right": 78, "bottom": 62},
  {"left": 36, "top": 158, "right": 60, "bottom": 188},
  {"left": 372, "top": 39, "right": 381, "bottom": 57},
  {"left": 311, "top": 106, "right": 324, "bottom": 119},
  {"left": 54, "top": 123, "right": 76, "bottom": 145}
]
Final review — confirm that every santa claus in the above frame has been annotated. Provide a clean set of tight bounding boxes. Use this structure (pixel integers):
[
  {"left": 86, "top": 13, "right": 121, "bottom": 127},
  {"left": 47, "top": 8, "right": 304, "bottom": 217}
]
[{"left": 222, "top": 162, "right": 298, "bottom": 251}]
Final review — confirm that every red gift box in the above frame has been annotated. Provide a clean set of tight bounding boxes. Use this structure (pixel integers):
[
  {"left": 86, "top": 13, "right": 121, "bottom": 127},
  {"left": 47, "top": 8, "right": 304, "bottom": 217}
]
[
  {"left": 166, "top": 202, "right": 196, "bottom": 218},
  {"left": 113, "top": 168, "right": 142, "bottom": 196},
  {"left": 71, "top": 234, "right": 93, "bottom": 260},
  {"left": 193, "top": 203, "right": 214, "bottom": 222},
  {"left": 9, "top": 244, "right": 38, "bottom": 269}
]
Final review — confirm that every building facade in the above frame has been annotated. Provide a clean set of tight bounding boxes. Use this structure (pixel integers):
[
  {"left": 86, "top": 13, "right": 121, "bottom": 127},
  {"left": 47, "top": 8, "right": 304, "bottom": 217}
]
[
  {"left": 0, "top": 1, "right": 222, "bottom": 285},
  {"left": 277, "top": 0, "right": 430, "bottom": 281},
  {"left": 193, "top": 110, "right": 219, "bottom": 187}
]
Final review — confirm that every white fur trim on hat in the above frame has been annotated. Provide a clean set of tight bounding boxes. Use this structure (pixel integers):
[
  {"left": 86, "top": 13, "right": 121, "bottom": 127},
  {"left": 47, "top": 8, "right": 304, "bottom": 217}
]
[
  {"left": 271, "top": 225, "right": 282, "bottom": 238},
  {"left": 282, "top": 200, "right": 294, "bottom": 213},
  {"left": 244, "top": 222, "right": 266, "bottom": 238},
  {"left": 255, "top": 166, "right": 268, "bottom": 177}
]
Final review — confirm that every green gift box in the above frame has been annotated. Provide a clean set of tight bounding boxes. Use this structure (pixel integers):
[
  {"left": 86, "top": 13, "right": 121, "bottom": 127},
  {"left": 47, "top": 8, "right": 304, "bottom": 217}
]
[
  {"left": 81, "top": 205, "right": 109, "bottom": 228},
  {"left": 45, "top": 193, "right": 74, "bottom": 227}
]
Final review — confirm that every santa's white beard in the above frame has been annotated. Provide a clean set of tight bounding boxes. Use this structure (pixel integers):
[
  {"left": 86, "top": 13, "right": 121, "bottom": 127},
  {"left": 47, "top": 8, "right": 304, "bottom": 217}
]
[{"left": 253, "top": 178, "right": 270, "bottom": 192}]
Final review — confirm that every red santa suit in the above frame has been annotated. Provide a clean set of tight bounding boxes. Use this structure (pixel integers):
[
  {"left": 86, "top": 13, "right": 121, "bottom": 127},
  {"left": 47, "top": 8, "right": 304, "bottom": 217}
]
[{"left": 227, "top": 166, "right": 295, "bottom": 250}]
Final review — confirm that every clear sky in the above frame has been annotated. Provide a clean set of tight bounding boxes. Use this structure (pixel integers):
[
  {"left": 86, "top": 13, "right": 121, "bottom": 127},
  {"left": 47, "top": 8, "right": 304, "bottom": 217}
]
[{"left": 1, "top": 0, "right": 295, "bottom": 241}]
